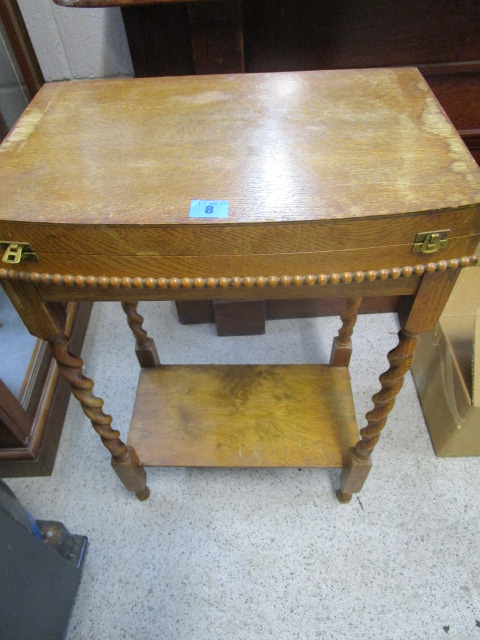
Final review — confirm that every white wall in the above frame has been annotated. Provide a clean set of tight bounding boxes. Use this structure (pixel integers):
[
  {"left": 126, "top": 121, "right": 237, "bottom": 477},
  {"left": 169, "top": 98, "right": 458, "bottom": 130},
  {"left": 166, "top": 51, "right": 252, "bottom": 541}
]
[{"left": 17, "top": 0, "right": 133, "bottom": 81}]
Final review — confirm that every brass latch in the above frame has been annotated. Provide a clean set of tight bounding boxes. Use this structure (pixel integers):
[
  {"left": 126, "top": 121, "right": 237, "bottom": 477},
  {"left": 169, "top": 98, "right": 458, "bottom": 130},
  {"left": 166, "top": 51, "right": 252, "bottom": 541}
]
[
  {"left": 1, "top": 242, "right": 38, "bottom": 264},
  {"left": 412, "top": 230, "right": 450, "bottom": 254}
]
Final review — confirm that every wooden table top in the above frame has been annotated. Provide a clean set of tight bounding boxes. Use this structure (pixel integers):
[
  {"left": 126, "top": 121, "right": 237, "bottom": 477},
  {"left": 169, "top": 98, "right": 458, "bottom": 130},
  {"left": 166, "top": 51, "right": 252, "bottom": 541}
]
[{"left": 1, "top": 68, "right": 480, "bottom": 227}]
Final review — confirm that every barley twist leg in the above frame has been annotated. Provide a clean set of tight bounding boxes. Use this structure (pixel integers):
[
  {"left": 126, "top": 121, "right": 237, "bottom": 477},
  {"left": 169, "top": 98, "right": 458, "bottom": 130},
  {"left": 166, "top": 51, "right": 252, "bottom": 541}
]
[
  {"left": 49, "top": 334, "right": 150, "bottom": 500},
  {"left": 356, "top": 328, "right": 419, "bottom": 458},
  {"left": 330, "top": 297, "right": 362, "bottom": 367},
  {"left": 121, "top": 301, "right": 160, "bottom": 367},
  {"left": 337, "top": 328, "right": 419, "bottom": 503}
]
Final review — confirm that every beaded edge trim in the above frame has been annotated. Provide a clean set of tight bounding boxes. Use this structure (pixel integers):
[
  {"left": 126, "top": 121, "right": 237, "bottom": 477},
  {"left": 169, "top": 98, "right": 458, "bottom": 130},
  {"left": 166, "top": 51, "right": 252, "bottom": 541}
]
[{"left": 0, "top": 256, "right": 477, "bottom": 290}]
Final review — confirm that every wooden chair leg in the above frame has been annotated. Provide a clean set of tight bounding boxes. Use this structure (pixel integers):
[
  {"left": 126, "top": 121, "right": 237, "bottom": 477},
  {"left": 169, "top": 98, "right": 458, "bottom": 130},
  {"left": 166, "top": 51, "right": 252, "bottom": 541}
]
[
  {"left": 330, "top": 297, "right": 362, "bottom": 367},
  {"left": 121, "top": 301, "right": 160, "bottom": 368},
  {"left": 49, "top": 334, "right": 149, "bottom": 500},
  {"left": 337, "top": 327, "right": 418, "bottom": 503}
]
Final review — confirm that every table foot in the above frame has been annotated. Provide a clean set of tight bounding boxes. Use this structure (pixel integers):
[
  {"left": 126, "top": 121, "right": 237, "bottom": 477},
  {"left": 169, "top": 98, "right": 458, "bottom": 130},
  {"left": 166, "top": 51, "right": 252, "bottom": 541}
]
[
  {"left": 111, "top": 447, "right": 149, "bottom": 499},
  {"left": 336, "top": 490, "right": 352, "bottom": 504},
  {"left": 339, "top": 449, "right": 372, "bottom": 499},
  {"left": 135, "top": 486, "right": 151, "bottom": 501}
]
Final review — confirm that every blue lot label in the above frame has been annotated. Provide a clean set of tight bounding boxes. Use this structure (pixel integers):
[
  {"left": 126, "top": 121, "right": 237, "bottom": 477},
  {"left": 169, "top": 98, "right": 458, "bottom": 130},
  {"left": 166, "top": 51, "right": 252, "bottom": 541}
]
[{"left": 189, "top": 200, "right": 229, "bottom": 218}]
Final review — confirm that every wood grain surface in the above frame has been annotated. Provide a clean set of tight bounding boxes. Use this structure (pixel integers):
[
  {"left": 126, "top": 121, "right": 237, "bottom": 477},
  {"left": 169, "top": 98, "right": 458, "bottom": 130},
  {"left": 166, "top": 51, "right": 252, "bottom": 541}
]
[
  {"left": 1, "top": 207, "right": 479, "bottom": 256},
  {"left": 1, "top": 235, "right": 476, "bottom": 280},
  {"left": 1, "top": 69, "right": 479, "bottom": 228},
  {"left": 127, "top": 365, "right": 359, "bottom": 467}
]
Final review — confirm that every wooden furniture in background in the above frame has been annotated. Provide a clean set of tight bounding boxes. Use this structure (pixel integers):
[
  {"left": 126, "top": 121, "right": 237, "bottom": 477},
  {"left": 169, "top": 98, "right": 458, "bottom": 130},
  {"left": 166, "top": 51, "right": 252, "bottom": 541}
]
[
  {"left": 0, "top": 0, "right": 92, "bottom": 477},
  {"left": 0, "top": 302, "right": 92, "bottom": 476},
  {"left": 0, "top": 111, "right": 8, "bottom": 141},
  {"left": 0, "top": 0, "right": 44, "bottom": 98},
  {"left": 1, "top": 69, "right": 479, "bottom": 501}
]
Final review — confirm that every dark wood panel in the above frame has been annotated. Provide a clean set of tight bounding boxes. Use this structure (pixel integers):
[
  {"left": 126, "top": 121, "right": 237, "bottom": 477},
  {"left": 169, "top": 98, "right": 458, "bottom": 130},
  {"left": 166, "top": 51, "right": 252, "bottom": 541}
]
[
  {"left": 174, "top": 296, "right": 400, "bottom": 336},
  {"left": 214, "top": 299, "right": 265, "bottom": 335},
  {"left": 188, "top": 0, "right": 244, "bottom": 74},
  {"left": 266, "top": 296, "right": 400, "bottom": 320},
  {"left": 176, "top": 299, "right": 215, "bottom": 325},
  {"left": 424, "top": 72, "right": 480, "bottom": 132},
  {"left": 243, "top": 0, "right": 480, "bottom": 72},
  {"left": 121, "top": 4, "right": 194, "bottom": 77},
  {"left": 56, "top": 0, "right": 210, "bottom": 4},
  {"left": 0, "top": 112, "right": 8, "bottom": 143},
  {"left": 469, "top": 147, "right": 480, "bottom": 165},
  {"left": 0, "top": 380, "right": 30, "bottom": 447}
]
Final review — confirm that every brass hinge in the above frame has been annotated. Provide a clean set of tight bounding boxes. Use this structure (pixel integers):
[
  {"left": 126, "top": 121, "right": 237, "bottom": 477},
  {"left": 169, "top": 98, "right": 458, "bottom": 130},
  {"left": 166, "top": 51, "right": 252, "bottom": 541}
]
[
  {"left": 412, "top": 229, "right": 450, "bottom": 254},
  {"left": 1, "top": 242, "right": 38, "bottom": 264}
]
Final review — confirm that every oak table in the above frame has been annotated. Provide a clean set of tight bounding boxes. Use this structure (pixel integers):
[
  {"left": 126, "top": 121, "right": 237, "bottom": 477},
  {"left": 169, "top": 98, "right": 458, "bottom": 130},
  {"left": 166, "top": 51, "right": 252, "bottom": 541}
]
[{"left": 1, "top": 69, "right": 479, "bottom": 502}]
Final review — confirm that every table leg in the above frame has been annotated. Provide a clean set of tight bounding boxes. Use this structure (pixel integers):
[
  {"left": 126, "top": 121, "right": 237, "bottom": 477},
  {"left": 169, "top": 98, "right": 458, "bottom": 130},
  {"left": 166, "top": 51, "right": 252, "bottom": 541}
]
[
  {"left": 337, "top": 268, "right": 462, "bottom": 503},
  {"left": 121, "top": 301, "right": 160, "bottom": 368},
  {"left": 49, "top": 334, "right": 150, "bottom": 500},
  {"left": 329, "top": 297, "right": 362, "bottom": 367},
  {"left": 336, "top": 327, "right": 417, "bottom": 503},
  {"left": 356, "top": 328, "right": 418, "bottom": 458}
]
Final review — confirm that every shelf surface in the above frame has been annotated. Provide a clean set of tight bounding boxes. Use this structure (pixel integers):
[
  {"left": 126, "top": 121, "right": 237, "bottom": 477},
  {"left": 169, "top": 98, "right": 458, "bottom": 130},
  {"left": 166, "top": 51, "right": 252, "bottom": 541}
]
[{"left": 127, "top": 364, "right": 359, "bottom": 468}]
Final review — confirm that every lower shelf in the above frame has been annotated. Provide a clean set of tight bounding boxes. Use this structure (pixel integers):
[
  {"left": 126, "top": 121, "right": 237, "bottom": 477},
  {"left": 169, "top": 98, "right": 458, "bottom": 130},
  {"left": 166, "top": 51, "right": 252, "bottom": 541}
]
[{"left": 127, "top": 364, "right": 359, "bottom": 468}]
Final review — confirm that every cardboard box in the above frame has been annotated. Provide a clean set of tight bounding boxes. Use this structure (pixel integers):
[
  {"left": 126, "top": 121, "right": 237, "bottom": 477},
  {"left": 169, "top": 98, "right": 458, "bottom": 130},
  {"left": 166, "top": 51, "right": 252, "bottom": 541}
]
[{"left": 412, "top": 266, "right": 480, "bottom": 456}]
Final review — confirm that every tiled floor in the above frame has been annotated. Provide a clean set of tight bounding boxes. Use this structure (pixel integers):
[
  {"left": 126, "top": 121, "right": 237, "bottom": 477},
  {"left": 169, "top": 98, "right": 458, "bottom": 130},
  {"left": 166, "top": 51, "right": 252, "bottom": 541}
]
[{"left": 7, "top": 301, "right": 480, "bottom": 640}]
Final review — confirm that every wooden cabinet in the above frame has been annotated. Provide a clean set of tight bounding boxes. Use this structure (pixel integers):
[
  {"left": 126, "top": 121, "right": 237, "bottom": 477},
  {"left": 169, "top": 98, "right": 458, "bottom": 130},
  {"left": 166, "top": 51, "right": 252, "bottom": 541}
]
[
  {"left": 0, "top": 302, "right": 92, "bottom": 476},
  {"left": 0, "top": 0, "right": 92, "bottom": 476}
]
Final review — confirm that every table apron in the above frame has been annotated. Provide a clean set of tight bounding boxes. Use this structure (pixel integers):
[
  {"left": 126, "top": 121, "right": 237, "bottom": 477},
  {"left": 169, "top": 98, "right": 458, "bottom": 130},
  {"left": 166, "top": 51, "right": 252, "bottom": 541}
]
[{"left": 38, "top": 277, "right": 420, "bottom": 303}]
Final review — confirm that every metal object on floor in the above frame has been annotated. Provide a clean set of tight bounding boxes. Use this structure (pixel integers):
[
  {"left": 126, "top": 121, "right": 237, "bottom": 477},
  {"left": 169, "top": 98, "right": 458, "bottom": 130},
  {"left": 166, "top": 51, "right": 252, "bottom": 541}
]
[{"left": 0, "top": 480, "right": 88, "bottom": 640}]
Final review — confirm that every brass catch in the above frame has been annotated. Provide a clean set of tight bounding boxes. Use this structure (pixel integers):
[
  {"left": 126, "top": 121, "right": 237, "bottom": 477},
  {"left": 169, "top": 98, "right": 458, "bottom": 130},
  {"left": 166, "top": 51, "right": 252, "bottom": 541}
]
[
  {"left": 1, "top": 242, "right": 38, "bottom": 264},
  {"left": 412, "top": 230, "right": 450, "bottom": 254}
]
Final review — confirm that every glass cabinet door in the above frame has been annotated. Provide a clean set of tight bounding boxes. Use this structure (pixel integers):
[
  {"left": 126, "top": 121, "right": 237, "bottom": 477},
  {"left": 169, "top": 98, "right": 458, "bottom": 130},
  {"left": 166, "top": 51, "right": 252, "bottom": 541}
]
[{"left": 0, "top": 1, "right": 44, "bottom": 450}]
